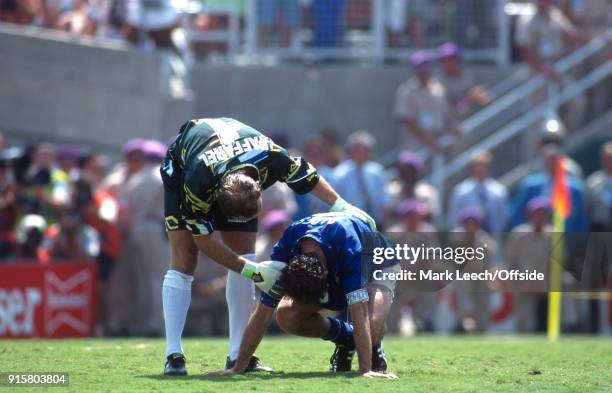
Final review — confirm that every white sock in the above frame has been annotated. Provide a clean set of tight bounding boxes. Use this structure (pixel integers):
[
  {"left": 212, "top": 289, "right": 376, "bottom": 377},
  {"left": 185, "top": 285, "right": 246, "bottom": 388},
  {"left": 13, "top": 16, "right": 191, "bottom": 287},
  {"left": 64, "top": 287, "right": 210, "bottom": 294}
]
[
  {"left": 163, "top": 270, "right": 194, "bottom": 358},
  {"left": 227, "top": 253, "right": 256, "bottom": 360}
]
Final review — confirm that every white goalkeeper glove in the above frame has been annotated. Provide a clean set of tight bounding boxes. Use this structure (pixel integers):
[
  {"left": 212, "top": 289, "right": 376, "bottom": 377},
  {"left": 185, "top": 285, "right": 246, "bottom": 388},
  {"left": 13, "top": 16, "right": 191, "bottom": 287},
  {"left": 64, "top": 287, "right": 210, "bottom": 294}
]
[
  {"left": 330, "top": 197, "right": 377, "bottom": 231},
  {"left": 241, "top": 260, "right": 285, "bottom": 296}
]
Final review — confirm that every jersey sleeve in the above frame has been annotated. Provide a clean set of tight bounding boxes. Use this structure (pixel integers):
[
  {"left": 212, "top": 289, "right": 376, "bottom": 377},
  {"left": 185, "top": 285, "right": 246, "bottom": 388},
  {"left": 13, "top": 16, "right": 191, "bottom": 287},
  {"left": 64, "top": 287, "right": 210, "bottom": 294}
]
[{"left": 273, "top": 146, "right": 320, "bottom": 194}]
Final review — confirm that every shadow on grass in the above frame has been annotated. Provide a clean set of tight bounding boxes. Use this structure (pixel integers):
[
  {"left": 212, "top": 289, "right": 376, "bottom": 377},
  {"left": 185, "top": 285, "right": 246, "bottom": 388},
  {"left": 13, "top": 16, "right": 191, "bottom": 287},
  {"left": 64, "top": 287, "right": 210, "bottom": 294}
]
[{"left": 139, "top": 371, "right": 358, "bottom": 382}]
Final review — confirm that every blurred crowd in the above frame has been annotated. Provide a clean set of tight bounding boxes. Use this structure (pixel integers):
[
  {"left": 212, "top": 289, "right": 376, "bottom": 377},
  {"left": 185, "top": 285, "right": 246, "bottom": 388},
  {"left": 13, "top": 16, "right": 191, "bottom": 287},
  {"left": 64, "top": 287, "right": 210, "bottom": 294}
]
[
  {"left": 0, "top": 0, "right": 610, "bottom": 337},
  {"left": 1, "top": 0, "right": 608, "bottom": 60},
  {"left": 1, "top": 118, "right": 610, "bottom": 336}
]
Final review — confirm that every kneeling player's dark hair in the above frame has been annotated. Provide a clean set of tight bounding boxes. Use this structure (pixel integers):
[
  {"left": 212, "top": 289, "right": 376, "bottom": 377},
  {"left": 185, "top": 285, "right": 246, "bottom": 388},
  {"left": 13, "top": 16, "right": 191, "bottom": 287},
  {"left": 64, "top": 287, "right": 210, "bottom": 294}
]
[
  {"left": 217, "top": 170, "right": 262, "bottom": 221},
  {"left": 280, "top": 253, "right": 326, "bottom": 305}
]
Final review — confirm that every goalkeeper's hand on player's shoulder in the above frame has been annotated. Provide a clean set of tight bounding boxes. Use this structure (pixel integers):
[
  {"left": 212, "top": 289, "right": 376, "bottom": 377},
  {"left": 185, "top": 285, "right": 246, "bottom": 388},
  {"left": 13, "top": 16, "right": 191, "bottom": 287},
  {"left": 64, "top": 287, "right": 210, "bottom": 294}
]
[
  {"left": 330, "top": 197, "right": 377, "bottom": 231},
  {"left": 361, "top": 370, "right": 399, "bottom": 379},
  {"left": 241, "top": 260, "right": 286, "bottom": 296}
]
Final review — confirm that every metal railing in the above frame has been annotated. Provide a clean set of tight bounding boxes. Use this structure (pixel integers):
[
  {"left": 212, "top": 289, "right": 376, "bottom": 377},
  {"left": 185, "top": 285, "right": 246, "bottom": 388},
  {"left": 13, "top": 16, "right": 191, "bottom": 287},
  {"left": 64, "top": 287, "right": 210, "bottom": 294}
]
[{"left": 170, "top": 0, "right": 510, "bottom": 64}]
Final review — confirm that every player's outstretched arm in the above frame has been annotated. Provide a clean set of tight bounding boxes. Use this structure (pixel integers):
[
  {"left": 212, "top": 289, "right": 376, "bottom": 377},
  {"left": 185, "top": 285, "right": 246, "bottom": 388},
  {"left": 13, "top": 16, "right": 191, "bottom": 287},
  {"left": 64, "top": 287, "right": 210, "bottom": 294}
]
[
  {"left": 203, "top": 302, "right": 275, "bottom": 376},
  {"left": 349, "top": 301, "right": 398, "bottom": 380}
]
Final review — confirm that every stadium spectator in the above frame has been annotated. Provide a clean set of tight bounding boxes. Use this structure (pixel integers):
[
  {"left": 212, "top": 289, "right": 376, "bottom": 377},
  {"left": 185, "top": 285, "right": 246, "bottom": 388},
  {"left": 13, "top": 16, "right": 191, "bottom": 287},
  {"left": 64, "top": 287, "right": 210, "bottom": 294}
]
[
  {"left": 121, "top": 139, "right": 168, "bottom": 336},
  {"left": 533, "top": 121, "right": 584, "bottom": 178},
  {"left": 256, "top": 209, "right": 291, "bottom": 261},
  {"left": 506, "top": 196, "right": 552, "bottom": 332},
  {"left": 52, "top": 145, "right": 81, "bottom": 208},
  {"left": 21, "top": 143, "right": 56, "bottom": 218},
  {"left": 0, "top": 158, "right": 17, "bottom": 257},
  {"left": 387, "top": 150, "right": 440, "bottom": 224},
  {"left": 387, "top": 199, "right": 439, "bottom": 334},
  {"left": 257, "top": 0, "right": 301, "bottom": 48},
  {"left": 56, "top": 0, "right": 98, "bottom": 36},
  {"left": 395, "top": 50, "right": 461, "bottom": 153},
  {"left": 332, "top": 131, "right": 391, "bottom": 228},
  {"left": 123, "top": 0, "right": 178, "bottom": 49},
  {"left": 586, "top": 141, "right": 612, "bottom": 232},
  {"left": 515, "top": 0, "right": 586, "bottom": 78},
  {"left": 295, "top": 136, "right": 336, "bottom": 219},
  {"left": 447, "top": 151, "right": 510, "bottom": 234},
  {"left": 449, "top": 207, "right": 498, "bottom": 333},
  {"left": 262, "top": 182, "right": 297, "bottom": 218},
  {"left": 511, "top": 145, "right": 588, "bottom": 232},
  {"left": 312, "top": 0, "right": 345, "bottom": 47},
  {"left": 10, "top": 214, "right": 47, "bottom": 261},
  {"left": 42, "top": 209, "right": 100, "bottom": 261},
  {"left": 1, "top": 0, "right": 36, "bottom": 25},
  {"left": 437, "top": 42, "right": 491, "bottom": 118},
  {"left": 560, "top": 0, "right": 611, "bottom": 36}
]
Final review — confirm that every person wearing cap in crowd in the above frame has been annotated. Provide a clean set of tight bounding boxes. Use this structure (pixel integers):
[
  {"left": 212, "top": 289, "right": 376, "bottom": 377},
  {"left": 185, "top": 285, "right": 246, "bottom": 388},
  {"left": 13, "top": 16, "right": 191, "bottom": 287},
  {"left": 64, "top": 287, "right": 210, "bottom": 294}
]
[
  {"left": 449, "top": 206, "right": 498, "bottom": 333},
  {"left": 436, "top": 42, "right": 491, "bottom": 118},
  {"left": 255, "top": 209, "right": 291, "bottom": 262},
  {"left": 387, "top": 199, "right": 440, "bottom": 334},
  {"left": 506, "top": 196, "right": 552, "bottom": 332},
  {"left": 394, "top": 50, "right": 461, "bottom": 153},
  {"left": 102, "top": 138, "right": 154, "bottom": 336},
  {"left": 332, "top": 131, "right": 391, "bottom": 229},
  {"left": 447, "top": 150, "right": 510, "bottom": 234},
  {"left": 127, "top": 139, "right": 169, "bottom": 336},
  {"left": 511, "top": 144, "right": 588, "bottom": 232},
  {"left": 387, "top": 150, "right": 439, "bottom": 225},
  {"left": 586, "top": 141, "right": 612, "bottom": 232}
]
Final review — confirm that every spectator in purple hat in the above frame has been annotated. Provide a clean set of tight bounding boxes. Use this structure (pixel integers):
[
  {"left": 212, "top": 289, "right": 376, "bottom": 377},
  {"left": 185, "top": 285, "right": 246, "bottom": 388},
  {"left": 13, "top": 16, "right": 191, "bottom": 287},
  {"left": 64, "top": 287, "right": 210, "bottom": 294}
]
[
  {"left": 394, "top": 50, "right": 461, "bottom": 153},
  {"left": 107, "top": 137, "right": 168, "bottom": 336},
  {"left": 450, "top": 205, "right": 498, "bottom": 333},
  {"left": 256, "top": 209, "right": 291, "bottom": 262},
  {"left": 387, "top": 198, "right": 439, "bottom": 335},
  {"left": 143, "top": 139, "right": 168, "bottom": 163},
  {"left": 387, "top": 150, "right": 440, "bottom": 225},
  {"left": 437, "top": 42, "right": 491, "bottom": 118}
]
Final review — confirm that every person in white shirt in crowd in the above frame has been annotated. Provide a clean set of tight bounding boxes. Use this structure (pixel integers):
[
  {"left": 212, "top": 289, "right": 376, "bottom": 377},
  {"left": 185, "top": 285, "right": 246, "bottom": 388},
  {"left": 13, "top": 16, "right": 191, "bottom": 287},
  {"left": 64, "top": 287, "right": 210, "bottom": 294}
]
[
  {"left": 387, "top": 150, "right": 440, "bottom": 225},
  {"left": 449, "top": 207, "right": 498, "bottom": 333},
  {"left": 587, "top": 141, "right": 612, "bottom": 232},
  {"left": 505, "top": 196, "right": 552, "bottom": 333},
  {"left": 386, "top": 199, "right": 439, "bottom": 334},
  {"left": 515, "top": 0, "right": 589, "bottom": 129},
  {"left": 332, "top": 131, "right": 391, "bottom": 229},
  {"left": 123, "top": 0, "right": 178, "bottom": 49},
  {"left": 436, "top": 42, "right": 492, "bottom": 118},
  {"left": 395, "top": 50, "right": 461, "bottom": 153},
  {"left": 447, "top": 150, "right": 510, "bottom": 234}
]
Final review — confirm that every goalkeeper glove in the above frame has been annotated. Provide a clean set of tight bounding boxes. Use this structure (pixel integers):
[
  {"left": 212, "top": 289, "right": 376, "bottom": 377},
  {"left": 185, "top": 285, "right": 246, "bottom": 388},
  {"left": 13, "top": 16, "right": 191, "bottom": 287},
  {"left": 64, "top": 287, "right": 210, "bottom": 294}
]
[
  {"left": 330, "top": 197, "right": 377, "bottom": 231},
  {"left": 241, "top": 260, "right": 285, "bottom": 296}
]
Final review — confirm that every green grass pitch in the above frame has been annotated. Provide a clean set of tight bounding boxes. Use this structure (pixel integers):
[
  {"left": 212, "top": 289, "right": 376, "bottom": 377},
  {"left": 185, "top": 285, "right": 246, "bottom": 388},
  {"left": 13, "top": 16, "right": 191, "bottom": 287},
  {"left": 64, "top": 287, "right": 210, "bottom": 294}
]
[{"left": 3, "top": 336, "right": 611, "bottom": 392}]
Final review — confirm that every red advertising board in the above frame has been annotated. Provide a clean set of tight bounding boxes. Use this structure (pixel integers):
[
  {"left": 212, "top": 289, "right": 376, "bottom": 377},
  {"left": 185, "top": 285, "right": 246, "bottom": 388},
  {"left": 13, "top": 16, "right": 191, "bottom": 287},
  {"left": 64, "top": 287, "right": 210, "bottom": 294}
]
[{"left": 0, "top": 262, "right": 97, "bottom": 338}]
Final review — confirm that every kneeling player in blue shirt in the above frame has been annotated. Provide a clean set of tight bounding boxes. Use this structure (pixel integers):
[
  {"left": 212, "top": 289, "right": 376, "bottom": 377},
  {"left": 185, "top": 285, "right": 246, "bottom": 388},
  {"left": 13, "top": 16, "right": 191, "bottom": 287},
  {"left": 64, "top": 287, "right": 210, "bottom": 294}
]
[{"left": 205, "top": 212, "right": 400, "bottom": 379}]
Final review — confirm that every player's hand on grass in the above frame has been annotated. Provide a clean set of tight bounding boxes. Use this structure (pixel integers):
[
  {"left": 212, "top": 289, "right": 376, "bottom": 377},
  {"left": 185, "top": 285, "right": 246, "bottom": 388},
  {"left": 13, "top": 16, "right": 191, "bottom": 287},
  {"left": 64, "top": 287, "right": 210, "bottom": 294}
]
[
  {"left": 330, "top": 197, "right": 377, "bottom": 231},
  {"left": 361, "top": 370, "right": 399, "bottom": 379},
  {"left": 202, "top": 368, "right": 242, "bottom": 377},
  {"left": 241, "top": 260, "right": 285, "bottom": 295}
]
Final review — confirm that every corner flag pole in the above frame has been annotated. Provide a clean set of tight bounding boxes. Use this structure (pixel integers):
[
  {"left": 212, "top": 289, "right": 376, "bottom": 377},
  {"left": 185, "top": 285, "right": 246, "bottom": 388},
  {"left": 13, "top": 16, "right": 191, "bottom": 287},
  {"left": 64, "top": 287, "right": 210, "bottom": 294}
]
[{"left": 547, "top": 158, "right": 571, "bottom": 342}]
